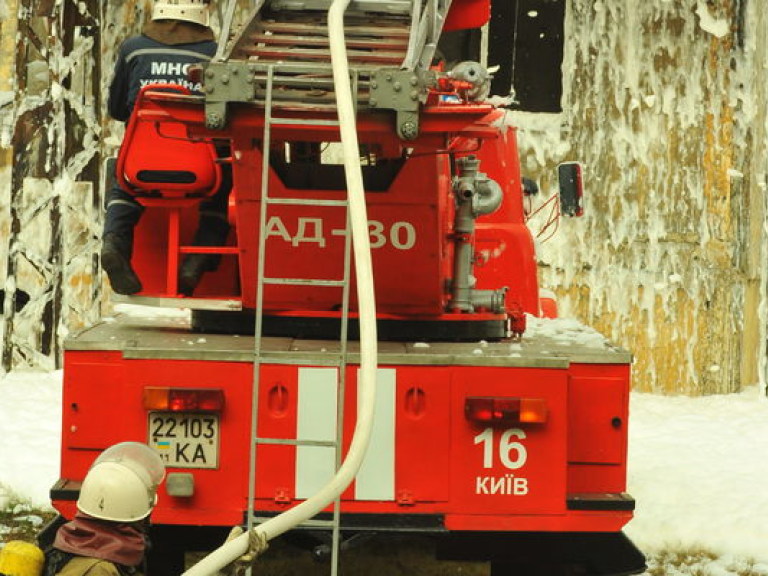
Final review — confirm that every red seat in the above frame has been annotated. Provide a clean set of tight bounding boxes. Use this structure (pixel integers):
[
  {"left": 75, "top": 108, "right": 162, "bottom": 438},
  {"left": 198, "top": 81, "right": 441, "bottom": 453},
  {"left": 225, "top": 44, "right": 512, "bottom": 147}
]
[
  {"left": 115, "top": 85, "right": 224, "bottom": 297},
  {"left": 117, "top": 85, "right": 221, "bottom": 199}
]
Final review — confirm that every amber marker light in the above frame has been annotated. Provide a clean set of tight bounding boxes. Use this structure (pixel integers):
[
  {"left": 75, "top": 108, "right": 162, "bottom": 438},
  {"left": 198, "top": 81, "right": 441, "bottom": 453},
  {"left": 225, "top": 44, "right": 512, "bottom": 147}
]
[
  {"left": 143, "top": 387, "right": 225, "bottom": 412},
  {"left": 464, "top": 397, "right": 547, "bottom": 424}
]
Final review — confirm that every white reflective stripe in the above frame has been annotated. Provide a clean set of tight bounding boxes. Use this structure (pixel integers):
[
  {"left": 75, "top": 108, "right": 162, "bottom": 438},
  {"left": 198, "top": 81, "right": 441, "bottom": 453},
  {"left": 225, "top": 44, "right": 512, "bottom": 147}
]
[
  {"left": 106, "top": 199, "right": 142, "bottom": 210},
  {"left": 295, "top": 367, "right": 338, "bottom": 500},
  {"left": 354, "top": 368, "right": 396, "bottom": 501},
  {"left": 125, "top": 47, "right": 214, "bottom": 64}
]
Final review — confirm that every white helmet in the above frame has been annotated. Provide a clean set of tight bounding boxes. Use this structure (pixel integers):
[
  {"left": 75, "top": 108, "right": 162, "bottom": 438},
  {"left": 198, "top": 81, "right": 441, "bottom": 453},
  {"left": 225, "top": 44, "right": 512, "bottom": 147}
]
[
  {"left": 77, "top": 442, "right": 166, "bottom": 523},
  {"left": 152, "top": 0, "right": 210, "bottom": 27}
]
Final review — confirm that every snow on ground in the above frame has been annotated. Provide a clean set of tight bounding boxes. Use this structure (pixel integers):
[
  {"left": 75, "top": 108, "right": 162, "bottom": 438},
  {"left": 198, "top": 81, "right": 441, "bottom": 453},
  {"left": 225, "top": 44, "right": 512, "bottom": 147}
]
[
  {"left": 1, "top": 309, "right": 767, "bottom": 574},
  {"left": 0, "top": 369, "right": 62, "bottom": 511},
  {"left": 626, "top": 388, "right": 768, "bottom": 574}
]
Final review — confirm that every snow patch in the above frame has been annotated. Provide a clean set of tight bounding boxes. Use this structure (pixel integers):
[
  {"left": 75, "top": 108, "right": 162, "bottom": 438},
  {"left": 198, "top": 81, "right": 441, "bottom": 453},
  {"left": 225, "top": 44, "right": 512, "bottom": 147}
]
[
  {"left": 695, "top": 1, "right": 730, "bottom": 38},
  {"left": 626, "top": 387, "right": 768, "bottom": 564},
  {"left": 0, "top": 370, "right": 62, "bottom": 507},
  {"left": 525, "top": 314, "right": 611, "bottom": 349},
  {"left": 113, "top": 302, "right": 191, "bottom": 320}
]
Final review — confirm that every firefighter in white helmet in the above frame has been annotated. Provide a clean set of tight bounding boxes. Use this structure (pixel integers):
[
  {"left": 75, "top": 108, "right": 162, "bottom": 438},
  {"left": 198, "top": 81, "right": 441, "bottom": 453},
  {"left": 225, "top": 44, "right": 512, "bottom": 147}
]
[
  {"left": 152, "top": 0, "right": 212, "bottom": 27},
  {"left": 45, "top": 443, "right": 165, "bottom": 576},
  {"left": 102, "top": 0, "right": 233, "bottom": 297}
]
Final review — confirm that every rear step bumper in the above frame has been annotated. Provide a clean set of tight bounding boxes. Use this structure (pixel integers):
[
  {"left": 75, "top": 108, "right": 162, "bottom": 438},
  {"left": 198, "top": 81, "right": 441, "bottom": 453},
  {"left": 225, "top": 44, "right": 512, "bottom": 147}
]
[{"left": 568, "top": 492, "right": 636, "bottom": 511}]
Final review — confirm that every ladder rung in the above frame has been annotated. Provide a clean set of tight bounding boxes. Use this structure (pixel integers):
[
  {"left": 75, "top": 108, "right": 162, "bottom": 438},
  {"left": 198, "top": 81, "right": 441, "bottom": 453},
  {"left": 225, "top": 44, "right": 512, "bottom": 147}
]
[
  {"left": 259, "top": 100, "right": 340, "bottom": 112},
  {"left": 249, "top": 32, "right": 409, "bottom": 51},
  {"left": 250, "top": 516, "right": 337, "bottom": 529},
  {"left": 178, "top": 246, "right": 240, "bottom": 255},
  {"left": 266, "top": 197, "right": 347, "bottom": 207},
  {"left": 266, "top": 116, "right": 340, "bottom": 127},
  {"left": 294, "top": 518, "right": 336, "bottom": 529},
  {"left": 248, "top": 63, "right": 336, "bottom": 76},
  {"left": 254, "top": 75, "right": 372, "bottom": 92},
  {"left": 260, "top": 92, "right": 369, "bottom": 108},
  {"left": 255, "top": 74, "right": 338, "bottom": 87},
  {"left": 248, "top": 65, "right": 373, "bottom": 81},
  {"left": 257, "top": 19, "right": 411, "bottom": 39},
  {"left": 256, "top": 437, "right": 337, "bottom": 447},
  {"left": 262, "top": 277, "right": 346, "bottom": 287},
  {"left": 252, "top": 47, "right": 405, "bottom": 65}
]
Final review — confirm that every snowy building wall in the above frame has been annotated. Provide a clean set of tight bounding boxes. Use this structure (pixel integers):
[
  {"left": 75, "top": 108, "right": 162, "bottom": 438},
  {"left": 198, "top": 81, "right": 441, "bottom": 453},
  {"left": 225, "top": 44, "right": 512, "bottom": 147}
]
[
  {"left": 516, "top": 0, "right": 768, "bottom": 394},
  {"left": 0, "top": 0, "right": 250, "bottom": 372},
  {"left": 0, "top": 0, "right": 105, "bottom": 371}
]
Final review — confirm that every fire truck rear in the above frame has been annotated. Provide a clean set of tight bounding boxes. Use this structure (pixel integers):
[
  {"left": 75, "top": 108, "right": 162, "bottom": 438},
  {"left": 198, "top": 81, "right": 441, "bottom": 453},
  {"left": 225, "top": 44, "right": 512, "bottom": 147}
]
[{"left": 49, "top": 1, "right": 645, "bottom": 574}]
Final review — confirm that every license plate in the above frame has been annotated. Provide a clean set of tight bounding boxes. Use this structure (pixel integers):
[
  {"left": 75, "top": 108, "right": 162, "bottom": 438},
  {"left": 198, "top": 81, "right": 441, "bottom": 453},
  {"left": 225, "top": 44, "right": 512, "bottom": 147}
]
[{"left": 148, "top": 412, "right": 219, "bottom": 469}]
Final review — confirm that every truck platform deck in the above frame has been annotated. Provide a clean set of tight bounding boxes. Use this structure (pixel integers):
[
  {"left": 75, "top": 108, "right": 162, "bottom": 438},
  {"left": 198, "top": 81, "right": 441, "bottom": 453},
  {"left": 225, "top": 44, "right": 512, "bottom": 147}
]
[{"left": 65, "top": 311, "right": 631, "bottom": 367}]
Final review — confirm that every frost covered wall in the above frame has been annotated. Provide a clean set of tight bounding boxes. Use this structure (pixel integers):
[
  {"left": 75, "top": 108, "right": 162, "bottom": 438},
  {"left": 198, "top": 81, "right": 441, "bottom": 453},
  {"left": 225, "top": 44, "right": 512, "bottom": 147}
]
[
  {"left": 0, "top": 0, "right": 104, "bottom": 371},
  {"left": 516, "top": 0, "right": 768, "bottom": 394},
  {"left": 0, "top": 0, "right": 251, "bottom": 372}
]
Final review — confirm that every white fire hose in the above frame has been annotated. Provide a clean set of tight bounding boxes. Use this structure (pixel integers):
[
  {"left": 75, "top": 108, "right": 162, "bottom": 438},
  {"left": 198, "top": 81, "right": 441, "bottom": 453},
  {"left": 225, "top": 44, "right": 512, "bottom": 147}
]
[{"left": 182, "top": 0, "right": 378, "bottom": 573}]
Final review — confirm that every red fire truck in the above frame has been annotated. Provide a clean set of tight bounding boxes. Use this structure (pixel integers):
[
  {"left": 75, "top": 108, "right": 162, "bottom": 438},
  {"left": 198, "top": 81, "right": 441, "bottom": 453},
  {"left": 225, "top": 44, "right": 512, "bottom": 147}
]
[{"left": 48, "top": 1, "right": 645, "bottom": 574}]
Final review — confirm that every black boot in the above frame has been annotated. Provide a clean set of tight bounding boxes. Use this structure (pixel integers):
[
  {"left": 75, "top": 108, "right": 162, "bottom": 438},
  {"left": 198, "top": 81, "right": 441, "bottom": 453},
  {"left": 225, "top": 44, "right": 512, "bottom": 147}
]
[
  {"left": 178, "top": 253, "right": 220, "bottom": 296},
  {"left": 178, "top": 215, "right": 230, "bottom": 296},
  {"left": 101, "top": 232, "right": 142, "bottom": 295}
]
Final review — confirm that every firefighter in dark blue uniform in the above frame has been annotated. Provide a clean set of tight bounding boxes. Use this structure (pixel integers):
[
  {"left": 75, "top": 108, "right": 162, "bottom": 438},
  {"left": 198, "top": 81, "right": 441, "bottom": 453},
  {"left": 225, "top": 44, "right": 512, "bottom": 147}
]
[{"left": 102, "top": 0, "right": 231, "bottom": 296}]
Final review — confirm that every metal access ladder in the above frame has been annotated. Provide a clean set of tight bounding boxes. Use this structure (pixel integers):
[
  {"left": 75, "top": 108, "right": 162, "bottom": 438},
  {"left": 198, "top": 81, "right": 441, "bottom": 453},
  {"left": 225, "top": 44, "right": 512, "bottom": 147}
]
[
  {"left": 246, "top": 61, "right": 355, "bottom": 575},
  {"left": 232, "top": 3, "right": 401, "bottom": 574},
  {"left": 231, "top": 3, "right": 449, "bottom": 572}
]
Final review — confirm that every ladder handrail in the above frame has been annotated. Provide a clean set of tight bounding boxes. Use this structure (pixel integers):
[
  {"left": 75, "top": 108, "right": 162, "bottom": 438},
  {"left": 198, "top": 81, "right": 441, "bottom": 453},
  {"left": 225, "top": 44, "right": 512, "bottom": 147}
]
[
  {"left": 182, "top": 0, "right": 378, "bottom": 573},
  {"left": 218, "top": 0, "right": 268, "bottom": 61},
  {"left": 401, "top": 0, "right": 453, "bottom": 70}
]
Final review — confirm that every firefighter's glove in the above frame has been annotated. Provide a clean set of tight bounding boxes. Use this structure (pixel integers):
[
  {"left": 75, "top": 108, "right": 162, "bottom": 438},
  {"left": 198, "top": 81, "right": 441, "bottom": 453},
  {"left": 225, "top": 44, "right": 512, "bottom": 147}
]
[{"left": 223, "top": 526, "right": 269, "bottom": 576}]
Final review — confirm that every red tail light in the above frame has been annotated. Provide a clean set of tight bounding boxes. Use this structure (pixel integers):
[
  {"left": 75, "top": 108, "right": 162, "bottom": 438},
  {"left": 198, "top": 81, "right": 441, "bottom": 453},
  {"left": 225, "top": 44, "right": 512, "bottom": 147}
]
[
  {"left": 465, "top": 397, "right": 547, "bottom": 424},
  {"left": 143, "top": 387, "right": 224, "bottom": 412}
]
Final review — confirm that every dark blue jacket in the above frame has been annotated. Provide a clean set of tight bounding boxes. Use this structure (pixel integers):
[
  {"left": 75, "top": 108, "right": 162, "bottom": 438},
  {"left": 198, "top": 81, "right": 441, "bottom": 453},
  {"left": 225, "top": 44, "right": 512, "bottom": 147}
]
[{"left": 108, "top": 34, "right": 217, "bottom": 122}]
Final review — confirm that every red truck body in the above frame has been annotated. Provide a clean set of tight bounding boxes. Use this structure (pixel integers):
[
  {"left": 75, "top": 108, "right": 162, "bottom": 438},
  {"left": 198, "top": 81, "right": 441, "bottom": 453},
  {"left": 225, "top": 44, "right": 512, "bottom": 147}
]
[{"left": 50, "top": 2, "right": 644, "bottom": 573}]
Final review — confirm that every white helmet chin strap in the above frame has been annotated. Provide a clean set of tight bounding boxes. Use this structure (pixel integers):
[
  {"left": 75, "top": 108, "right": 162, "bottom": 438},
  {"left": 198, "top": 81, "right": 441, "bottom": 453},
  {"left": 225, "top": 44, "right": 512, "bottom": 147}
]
[{"left": 152, "top": 1, "right": 210, "bottom": 27}]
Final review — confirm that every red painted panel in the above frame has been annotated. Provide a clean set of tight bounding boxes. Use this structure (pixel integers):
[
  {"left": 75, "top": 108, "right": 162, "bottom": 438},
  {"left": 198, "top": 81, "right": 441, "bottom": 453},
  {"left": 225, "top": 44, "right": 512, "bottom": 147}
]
[
  {"left": 55, "top": 352, "right": 633, "bottom": 534},
  {"left": 232, "top": 146, "right": 450, "bottom": 314},
  {"left": 567, "top": 464, "right": 626, "bottom": 495},
  {"left": 395, "top": 366, "right": 451, "bottom": 503},
  {"left": 449, "top": 367, "right": 568, "bottom": 516},
  {"left": 254, "top": 365, "right": 299, "bottom": 506},
  {"left": 62, "top": 352, "right": 133, "bottom": 451},
  {"left": 566, "top": 366, "right": 631, "bottom": 494},
  {"left": 568, "top": 377, "right": 628, "bottom": 464},
  {"left": 446, "top": 511, "right": 632, "bottom": 532}
]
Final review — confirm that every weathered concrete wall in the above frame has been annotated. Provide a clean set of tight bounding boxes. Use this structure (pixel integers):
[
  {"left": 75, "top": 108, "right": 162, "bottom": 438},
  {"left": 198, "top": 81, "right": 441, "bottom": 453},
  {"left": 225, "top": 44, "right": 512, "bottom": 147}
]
[{"left": 517, "top": 0, "right": 768, "bottom": 394}]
